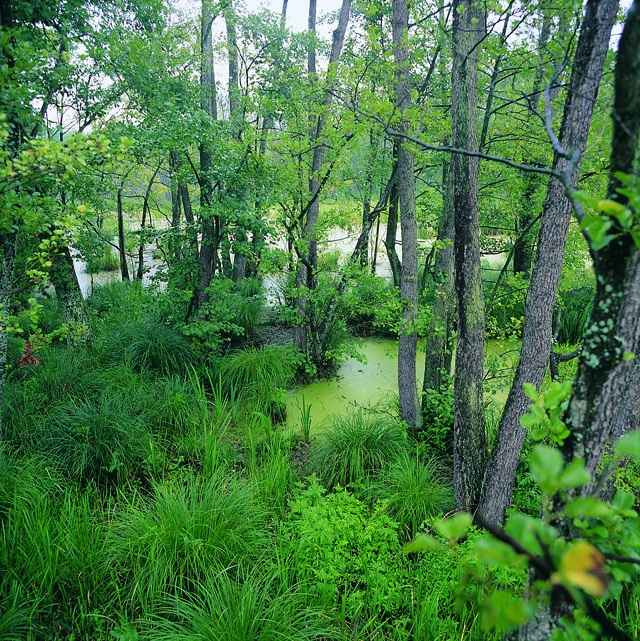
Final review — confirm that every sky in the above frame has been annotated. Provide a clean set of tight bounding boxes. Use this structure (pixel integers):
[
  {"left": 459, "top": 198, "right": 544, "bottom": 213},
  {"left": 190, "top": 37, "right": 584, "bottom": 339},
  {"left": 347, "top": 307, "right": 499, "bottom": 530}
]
[{"left": 245, "top": 0, "right": 344, "bottom": 32}]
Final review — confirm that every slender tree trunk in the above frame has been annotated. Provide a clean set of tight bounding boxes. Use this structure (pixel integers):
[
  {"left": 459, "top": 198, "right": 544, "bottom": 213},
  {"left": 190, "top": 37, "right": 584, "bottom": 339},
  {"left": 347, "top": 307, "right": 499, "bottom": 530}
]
[
  {"left": 423, "top": 155, "right": 455, "bottom": 394},
  {"left": 117, "top": 187, "right": 130, "bottom": 282},
  {"left": 478, "top": 0, "right": 620, "bottom": 526},
  {"left": 451, "top": 0, "right": 486, "bottom": 511},
  {"left": 137, "top": 162, "right": 161, "bottom": 281},
  {"left": 302, "top": 0, "right": 351, "bottom": 288},
  {"left": 393, "top": 0, "right": 420, "bottom": 432},
  {"left": 169, "top": 151, "right": 183, "bottom": 261},
  {"left": 513, "top": 11, "right": 552, "bottom": 276},
  {"left": 195, "top": 0, "right": 219, "bottom": 308},
  {"left": 358, "top": 130, "right": 377, "bottom": 267},
  {"left": 384, "top": 143, "right": 402, "bottom": 288}
]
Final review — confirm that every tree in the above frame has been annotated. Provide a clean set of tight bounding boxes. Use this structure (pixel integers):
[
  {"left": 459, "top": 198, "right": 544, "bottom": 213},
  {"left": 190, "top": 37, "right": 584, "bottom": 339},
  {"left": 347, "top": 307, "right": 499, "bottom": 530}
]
[
  {"left": 392, "top": 0, "right": 420, "bottom": 431},
  {"left": 451, "top": 0, "right": 486, "bottom": 510},
  {"left": 478, "top": 0, "right": 620, "bottom": 526}
]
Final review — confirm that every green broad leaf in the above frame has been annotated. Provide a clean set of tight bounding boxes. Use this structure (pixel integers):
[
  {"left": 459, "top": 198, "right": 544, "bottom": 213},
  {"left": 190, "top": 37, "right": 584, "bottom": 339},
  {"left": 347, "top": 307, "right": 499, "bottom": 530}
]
[
  {"left": 565, "top": 497, "right": 611, "bottom": 519},
  {"left": 473, "top": 535, "right": 522, "bottom": 566},
  {"left": 581, "top": 213, "right": 614, "bottom": 250},
  {"left": 529, "top": 445, "right": 564, "bottom": 495},
  {"left": 505, "top": 512, "right": 556, "bottom": 556},
  {"left": 612, "top": 489, "right": 636, "bottom": 513},
  {"left": 558, "top": 459, "right": 590, "bottom": 490},
  {"left": 402, "top": 533, "right": 441, "bottom": 554},
  {"left": 623, "top": 351, "right": 636, "bottom": 362},
  {"left": 596, "top": 199, "right": 627, "bottom": 217},
  {"left": 480, "top": 590, "right": 532, "bottom": 633},
  {"left": 434, "top": 512, "right": 472, "bottom": 542},
  {"left": 615, "top": 431, "right": 640, "bottom": 461},
  {"left": 543, "top": 381, "right": 572, "bottom": 409}
]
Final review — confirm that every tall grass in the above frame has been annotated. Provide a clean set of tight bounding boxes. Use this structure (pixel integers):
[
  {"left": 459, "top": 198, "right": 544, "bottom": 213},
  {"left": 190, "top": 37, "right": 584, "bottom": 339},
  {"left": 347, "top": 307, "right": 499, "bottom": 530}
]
[
  {"left": 110, "top": 472, "right": 268, "bottom": 609},
  {"left": 368, "top": 453, "right": 453, "bottom": 536},
  {"left": 218, "top": 345, "right": 296, "bottom": 411},
  {"left": 148, "top": 568, "right": 332, "bottom": 641},
  {"left": 41, "top": 396, "right": 152, "bottom": 484},
  {"left": 312, "top": 411, "right": 409, "bottom": 488},
  {"left": 96, "top": 316, "right": 194, "bottom": 374}
]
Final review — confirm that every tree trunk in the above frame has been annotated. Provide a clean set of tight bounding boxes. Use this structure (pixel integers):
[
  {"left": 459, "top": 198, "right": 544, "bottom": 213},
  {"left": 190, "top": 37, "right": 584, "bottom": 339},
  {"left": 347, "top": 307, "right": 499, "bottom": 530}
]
[
  {"left": 136, "top": 162, "right": 161, "bottom": 281},
  {"left": 451, "top": 0, "right": 486, "bottom": 511},
  {"left": 224, "top": 1, "right": 240, "bottom": 122},
  {"left": 195, "top": 0, "right": 219, "bottom": 308},
  {"left": 117, "top": 188, "right": 130, "bottom": 282},
  {"left": 302, "top": 0, "right": 351, "bottom": 288},
  {"left": 393, "top": 0, "right": 420, "bottom": 432},
  {"left": 564, "top": 0, "right": 640, "bottom": 477},
  {"left": 50, "top": 246, "right": 87, "bottom": 325},
  {"left": 423, "top": 155, "right": 455, "bottom": 394},
  {"left": 477, "top": 0, "right": 620, "bottom": 526},
  {"left": 384, "top": 143, "right": 402, "bottom": 288},
  {"left": 513, "top": 11, "right": 552, "bottom": 276}
]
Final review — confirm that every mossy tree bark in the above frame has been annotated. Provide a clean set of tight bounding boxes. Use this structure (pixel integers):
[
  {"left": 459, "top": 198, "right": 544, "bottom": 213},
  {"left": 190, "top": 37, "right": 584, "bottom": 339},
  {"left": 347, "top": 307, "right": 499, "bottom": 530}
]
[
  {"left": 563, "top": 0, "right": 640, "bottom": 477},
  {"left": 451, "top": 0, "right": 486, "bottom": 510},
  {"left": 422, "top": 155, "right": 455, "bottom": 395},
  {"left": 393, "top": 0, "right": 421, "bottom": 432},
  {"left": 195, "top": 0, "right": 219, "bottom": 308},
  {"left": 478, "top": 0, "right": 619, "bottom": 526}
]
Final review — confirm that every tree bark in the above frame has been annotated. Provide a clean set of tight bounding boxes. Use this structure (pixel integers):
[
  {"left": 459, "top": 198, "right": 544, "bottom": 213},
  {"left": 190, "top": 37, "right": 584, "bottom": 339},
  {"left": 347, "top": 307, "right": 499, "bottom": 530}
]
[
  {"left": 478, "top": 0, "right": 620, "bottom": 526},
  {"left": 393, "top": 0, "right": 420, "bottom": 432},
  {"left": 564, "top": 0, "right": 640, "bottom": 477},
  {"left": 423, "top": 155, "right": 455, "bottom": 394},
  {"left": 50, "top": 246, "right": 87, "bottom": 325},
  {"left": 117, "top": 187, "right": 130, "bottom": 282},
  {"left": 451, "top": 0, "right": 486, "bottom": 511},
  {"left": 384, "top": 143, "right": 402, "bottom": 288},
  {"left": 195, "top": 0, "right": 219, "bottom": 308},
  {"left": 136, "top": 162, "right": 161, "bottom": 281}
]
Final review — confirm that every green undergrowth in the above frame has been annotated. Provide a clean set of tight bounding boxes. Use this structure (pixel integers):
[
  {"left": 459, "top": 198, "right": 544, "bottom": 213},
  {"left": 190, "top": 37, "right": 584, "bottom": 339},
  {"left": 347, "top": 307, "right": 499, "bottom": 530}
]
[{"left": 1, "top": 281, "right": 636, "bottom": 640}]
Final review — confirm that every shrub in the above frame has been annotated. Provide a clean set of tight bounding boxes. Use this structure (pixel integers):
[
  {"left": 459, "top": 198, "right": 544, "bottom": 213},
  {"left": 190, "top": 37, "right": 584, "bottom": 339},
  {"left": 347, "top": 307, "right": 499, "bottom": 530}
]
[
  {"left": 148, "top": 568, "right": 332, "bottom": 641},
  {"left": 343, "top": 268, "right": 402, "bottom": 336},
  {"left": 421, "top": 385, "right": 454, "bottom": 458},
  {"left": 110, "top": 472, "right": 268, "bottom": 609},
  {"left": 183, "top": 277, "right": 265, "bottom": 353},
  {"left": 283, "top": 479, "right": 406, "bottom": 619},
  {"left": 368, "top": 453, "right": 453, "bottom": 536},
  {"left": 312, "top": 411, "right": 408, "bottom": 488}
]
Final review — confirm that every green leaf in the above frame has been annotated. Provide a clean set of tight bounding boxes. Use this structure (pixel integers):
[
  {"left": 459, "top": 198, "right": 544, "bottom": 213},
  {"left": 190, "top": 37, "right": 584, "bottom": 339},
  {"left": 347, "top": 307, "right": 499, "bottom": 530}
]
[
  {"left": 529, "top": 445, "right": 563, "bottom": 494},
  {"left": 565, "top": 497, "right": 611, "bottom": 519},
  {"left": 615, "top": 431, "right": 640, "bottom": 461},
  {"left": 558, "top": 459, "right": 590, "bottom": 490},
  {"left": 434, "top": 512, "right": 472, "bottom": 542},
  {"left": 480, "top": 591, "right": 532, "bottom": 633},
  {"left": 403, "top": 533, "right": 441, "bottom": 554}
]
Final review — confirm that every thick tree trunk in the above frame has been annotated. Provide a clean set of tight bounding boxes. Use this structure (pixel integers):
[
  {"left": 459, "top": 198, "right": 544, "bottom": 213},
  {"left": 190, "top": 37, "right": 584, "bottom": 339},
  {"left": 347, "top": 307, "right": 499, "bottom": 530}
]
[
  {"left": 117, "top": 188, "right": 130, "bottom": 282},
  {"left": 50, "top": 246, "right": 87, "bottom": 325},
  {"left": 393, "top": 0, "right": 420, "bottom": 432},
  {"left": 564, "top": 0, "right": 640, "bottom": 476},
  {"left": 451, "top": 0, "right": 486, "bottom": 511},
  {"left": 422, "top": 155, "right": 455, "bottom": 394},
  {"left": 0, "top": 242, "right": 15, "bottom": 436},
  {"left": 478, "top": 0, "right": 620, "bottom": 526}
]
